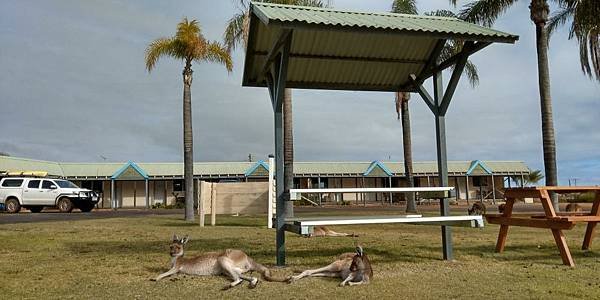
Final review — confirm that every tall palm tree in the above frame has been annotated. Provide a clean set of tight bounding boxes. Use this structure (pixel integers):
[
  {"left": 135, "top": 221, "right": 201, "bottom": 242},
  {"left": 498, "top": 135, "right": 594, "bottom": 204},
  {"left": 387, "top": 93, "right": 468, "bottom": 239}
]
[
  {"left": 454, "top": 0, "right": 598, "bottom": 211},
  {"left": 547, "top": 0, "right": 600, "bottom": 81},
  {"left": 225, "top": 0, "right": 328, "bottom": 217},
  {"left": 146, "top": 18, "right": 232, "bottom": 221},
  {"left": 392, "top": 1, "right": 479, "bottom": 212}
]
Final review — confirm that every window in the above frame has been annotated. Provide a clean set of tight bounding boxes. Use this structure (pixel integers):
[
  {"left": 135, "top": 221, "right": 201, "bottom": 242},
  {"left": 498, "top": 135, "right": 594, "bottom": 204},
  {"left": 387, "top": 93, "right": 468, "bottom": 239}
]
[
  {"left": 81, "top": 180, "right": 103, "bottom": 192},
  {"left": 41, "top": 180, "right": 55, "bottom": 189},
  {"left": 27, "top": 180, "right": 40, "bottom": 188},
  {"left": 173, "top": 179, "right": 185, "bottom": 192},
  {"left": 2, "top": 179, "right": 23, "bottom": 187},
  {"left": 473, "top": 177, "right": 488, "bottom": 187},
  {"left": 55, "top": 180, "right": 78, "bottom": 189}
]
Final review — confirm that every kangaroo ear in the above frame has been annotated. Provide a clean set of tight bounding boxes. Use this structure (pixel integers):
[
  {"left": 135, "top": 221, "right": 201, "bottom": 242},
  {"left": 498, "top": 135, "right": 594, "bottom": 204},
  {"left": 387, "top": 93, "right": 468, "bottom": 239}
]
[
  {"left": 181, "top": 235, "right": 189, "bottom": 244},
  {"left": 355, "top": 245, "right": 363, "bottom": 257},
  {"left": 172, "top": 234, "right": 179, "bottom": 242}
]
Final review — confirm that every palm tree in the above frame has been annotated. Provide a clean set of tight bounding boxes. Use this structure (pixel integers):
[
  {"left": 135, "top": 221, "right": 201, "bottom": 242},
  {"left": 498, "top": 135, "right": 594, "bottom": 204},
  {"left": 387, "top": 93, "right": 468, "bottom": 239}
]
[
  {"left": 547, "top": 0, "right": 600, "bottom": 81},
  {"left": 392, "top": 1, "right": 479, "bottom": 212},
  {"left": 146, "top": 18, "right": 232, "bottom": 221},
  {"left": 454, "top": 0, "right": 571, "bottom": 211},
  {"left": 511, "top": 169, "right": 544, "bottom": 186},
  {"left": 225, "top": 0, "right": 328, "bottom": 217}
]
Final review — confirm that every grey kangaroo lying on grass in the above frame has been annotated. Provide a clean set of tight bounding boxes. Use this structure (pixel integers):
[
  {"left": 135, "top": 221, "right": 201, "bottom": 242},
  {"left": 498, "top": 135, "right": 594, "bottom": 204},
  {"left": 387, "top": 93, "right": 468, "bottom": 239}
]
[
  {"left": 308, "top": 226, "right": 359, "bottom": 237},
  {"left": 287, "top": 246, "right": 373, "bottom": 286},
  {"left": 153, "top": 234, "right": 285, "bottom": 289}
]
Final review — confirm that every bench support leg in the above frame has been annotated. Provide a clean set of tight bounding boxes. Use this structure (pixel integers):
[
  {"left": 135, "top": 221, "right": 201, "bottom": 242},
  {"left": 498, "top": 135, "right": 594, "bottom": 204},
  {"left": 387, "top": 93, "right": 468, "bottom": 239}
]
[
  {"left": 582, "top": 192, "right": 600, "bottom": 250},
  {"left": 495, "top": 197, "right": 516, "bottom": 253},
  {"left": 551, "top": 229, "right": 575, "bottom": 267},
  {"left": 495, "top": 225, "right": 510, "bottom": 252}
]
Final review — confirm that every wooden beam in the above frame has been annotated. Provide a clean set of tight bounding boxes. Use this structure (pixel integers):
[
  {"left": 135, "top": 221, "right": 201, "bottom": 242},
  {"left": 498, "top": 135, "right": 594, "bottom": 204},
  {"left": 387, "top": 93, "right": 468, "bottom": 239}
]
[
  {"left": 415, "top": 39, "right": 446, "bottom": 84},
  {"left": 418, "top": 41, "right": 491, "bottom": 83},
  {"left": 409, "top": 74, "right": 436, "bottom": 114},
  {"left": 439, "top": 42, "right": 472, "bottom": 115},
  {"left": 257, "top": 29, "right": 292, "bottom": 84},
  {"left": 485, "top": 215, "right": 575, "bottom": 230}
]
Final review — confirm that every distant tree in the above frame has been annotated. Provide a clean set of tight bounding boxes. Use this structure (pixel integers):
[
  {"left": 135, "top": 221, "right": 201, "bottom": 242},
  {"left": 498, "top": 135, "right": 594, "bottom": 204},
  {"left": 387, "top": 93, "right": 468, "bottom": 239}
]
[
  {"left": 146, "top": 18, "right": 232, "bottom": 221},
  {"left": 225, "top": 0, "right": 329, "bottom": 217},
  {"left": 512, "top": 170, "right": 544, "bottom": 186},
  {"left": 0, "top": 152, "right": 10, "bottom": 157}
]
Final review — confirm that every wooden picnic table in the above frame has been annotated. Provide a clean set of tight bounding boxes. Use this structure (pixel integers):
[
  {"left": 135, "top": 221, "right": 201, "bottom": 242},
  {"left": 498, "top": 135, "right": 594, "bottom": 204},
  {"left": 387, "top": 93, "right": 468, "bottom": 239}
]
[{"left": 485, "top": 186, "right": 600, "bottom": 267}]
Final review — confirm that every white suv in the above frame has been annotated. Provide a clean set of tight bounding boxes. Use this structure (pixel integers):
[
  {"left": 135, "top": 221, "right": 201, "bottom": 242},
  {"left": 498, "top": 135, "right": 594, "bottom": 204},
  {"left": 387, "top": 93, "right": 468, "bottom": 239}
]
[{"left": 0, "top": 177, "right": 99, "bottom": 213}]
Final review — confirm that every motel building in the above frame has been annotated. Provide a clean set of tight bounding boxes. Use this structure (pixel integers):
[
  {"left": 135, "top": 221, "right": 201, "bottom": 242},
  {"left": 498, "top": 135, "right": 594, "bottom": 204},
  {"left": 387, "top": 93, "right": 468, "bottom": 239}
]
[{"left": 0, "top": 156, "right": 530, "bottom": 209}]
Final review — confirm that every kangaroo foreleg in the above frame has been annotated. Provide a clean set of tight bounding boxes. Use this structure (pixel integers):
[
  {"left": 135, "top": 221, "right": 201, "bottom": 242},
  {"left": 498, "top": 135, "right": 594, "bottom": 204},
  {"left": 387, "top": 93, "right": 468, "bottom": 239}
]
[
  {"left": 154, "top": 267, "right": 178, "bottom": 281},
  {"left": 339, "top": 273, "right": 356, "bottom": 286},
  {"left": 347, "top": 279, "right": 367, "bottom": 286}
]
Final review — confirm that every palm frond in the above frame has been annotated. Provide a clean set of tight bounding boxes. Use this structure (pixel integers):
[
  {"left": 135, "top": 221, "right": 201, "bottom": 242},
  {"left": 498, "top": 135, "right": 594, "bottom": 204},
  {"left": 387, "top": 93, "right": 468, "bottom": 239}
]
[
  {"left": 145, "top": 37, "right": 176, "bottom": 72},
  {"left": 200, "top": 41, "right": 234, "bottom": 72},
  {"left": 547, "top": 7, "right": 574, "bottom": 38},
  {"left": 424, "top": 9, "right": 456, "bottom": 18},
  {"left": 391, "top": 0, "right": 417, "bottom": 14},
  {"left": 464, "top": 60, "right": 480, "bottom": 87},
  {"left": 224, "top": 12, "right": 249, "bottom": 53},
  {"left": 459, "top": 0, "right": 517, "bottom": 26}
]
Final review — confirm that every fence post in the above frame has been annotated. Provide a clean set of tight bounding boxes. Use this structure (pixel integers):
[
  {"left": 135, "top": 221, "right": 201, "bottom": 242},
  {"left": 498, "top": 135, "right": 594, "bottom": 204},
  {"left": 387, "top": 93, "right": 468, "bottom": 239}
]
[
  {"left": 211, "top": 182, "right": 217, "bottom": 226},
  {"left": 268, "top": 156, "right": 275, "bottom": 228}
]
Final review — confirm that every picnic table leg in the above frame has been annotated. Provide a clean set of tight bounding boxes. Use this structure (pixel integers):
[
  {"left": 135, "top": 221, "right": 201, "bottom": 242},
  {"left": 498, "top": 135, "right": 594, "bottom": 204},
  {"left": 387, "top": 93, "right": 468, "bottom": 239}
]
[
  {"left": 495, "top": 197, "right": 515, "bottom": 252},
  {"left": 582, "top": 192, "right": 600, "bottom": 250},
  {"left": 552, "top": 229, "right": 575, "bottom": 267},
  {"left": 539, "top": 190, "right": 574, "bottom": 266}
]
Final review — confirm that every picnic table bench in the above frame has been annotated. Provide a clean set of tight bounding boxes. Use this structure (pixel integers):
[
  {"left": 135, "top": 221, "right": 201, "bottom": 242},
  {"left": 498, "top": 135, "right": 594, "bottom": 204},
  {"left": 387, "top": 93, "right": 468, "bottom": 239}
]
[{"left": 485, "top": 186, "right": 600, "bottom": 266}]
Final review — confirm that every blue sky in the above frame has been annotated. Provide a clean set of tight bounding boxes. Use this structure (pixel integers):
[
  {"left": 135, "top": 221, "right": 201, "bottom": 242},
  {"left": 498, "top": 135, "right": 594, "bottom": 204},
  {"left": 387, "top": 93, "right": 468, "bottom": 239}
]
[{"left": 0, "top": 0, "right": 598, "bottom": 185}]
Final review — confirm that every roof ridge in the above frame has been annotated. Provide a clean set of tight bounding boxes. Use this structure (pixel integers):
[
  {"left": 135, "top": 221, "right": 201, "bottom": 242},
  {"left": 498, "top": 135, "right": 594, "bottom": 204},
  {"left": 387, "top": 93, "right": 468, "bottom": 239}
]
[{"left": 253, "top": 2, "right": 460, "bottom": 21}]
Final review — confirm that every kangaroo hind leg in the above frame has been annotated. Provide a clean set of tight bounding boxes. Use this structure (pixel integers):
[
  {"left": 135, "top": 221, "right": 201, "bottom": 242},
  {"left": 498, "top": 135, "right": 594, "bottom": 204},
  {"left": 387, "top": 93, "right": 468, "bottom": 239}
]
[{"left": 219, "top": 257, "right": 257, "bottom": 290}]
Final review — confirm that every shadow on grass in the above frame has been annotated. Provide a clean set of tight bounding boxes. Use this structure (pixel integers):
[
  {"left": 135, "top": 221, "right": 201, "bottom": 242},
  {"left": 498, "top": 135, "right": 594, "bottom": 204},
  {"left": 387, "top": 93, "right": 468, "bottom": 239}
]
[
  {"left": 411, "top": 243, "right": 600, "bottom": 265},
  {"left": 159, "top": 219, "right": 265, "bottom": 228}
]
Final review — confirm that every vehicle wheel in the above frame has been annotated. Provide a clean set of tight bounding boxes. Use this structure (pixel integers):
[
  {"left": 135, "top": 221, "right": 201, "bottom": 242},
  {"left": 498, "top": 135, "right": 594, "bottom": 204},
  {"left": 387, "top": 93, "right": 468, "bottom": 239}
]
[
  {"left": 79, "top": 203, "right": 94, "bottom": 213},
  {"left": 29, "top": 206, "right": 43, "bottom": 213},
  {"left": 5, "top": 198, "right": 21, "bottom": 213},
  {"left": 57, "top": 197, "right": 73, "bottom": 213}
]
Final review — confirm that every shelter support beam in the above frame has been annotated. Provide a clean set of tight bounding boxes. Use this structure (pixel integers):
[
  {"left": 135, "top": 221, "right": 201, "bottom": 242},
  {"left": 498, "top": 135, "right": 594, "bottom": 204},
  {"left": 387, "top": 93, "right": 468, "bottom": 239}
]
[
  {"left": 265, "top": 30, "right": 293, "bottom": 266},
  {"left": 145, "top": 179, "right": 149, "bottom": 209},
  {"left": 111, "top": 179, "right": 115, "bottom": 209},
  {"left": 408, "top": 44, "right": 472, "bottom": 259},
  {"left": 433, "top": 71, "right": 452, "bottom": 260}
]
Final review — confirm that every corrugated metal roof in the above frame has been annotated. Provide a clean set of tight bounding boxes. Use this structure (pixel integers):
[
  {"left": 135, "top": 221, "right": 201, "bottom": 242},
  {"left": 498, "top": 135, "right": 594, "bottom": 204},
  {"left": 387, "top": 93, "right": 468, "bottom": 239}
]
[
  {"left": 0, "top": 156, "right": 529, "bottom": 178},
  {"left": 242, "top": 2, "right": 518, "bottom": 91},
  {"left": 253, "top": 2, "right": 516, "bottom": 40},
  {"left": 0, "top": 156, "right": 64, "bottom": 176}
]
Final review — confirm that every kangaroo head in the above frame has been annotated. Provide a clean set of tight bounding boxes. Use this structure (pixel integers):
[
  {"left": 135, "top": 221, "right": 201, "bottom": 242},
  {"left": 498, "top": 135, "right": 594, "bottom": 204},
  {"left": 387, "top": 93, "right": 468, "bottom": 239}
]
[
  {"left": 350, "top": 246, "right": 365, "bottom": 272},
  {"left": 170, "top": 234, "right": 189, "bottom": 257}
]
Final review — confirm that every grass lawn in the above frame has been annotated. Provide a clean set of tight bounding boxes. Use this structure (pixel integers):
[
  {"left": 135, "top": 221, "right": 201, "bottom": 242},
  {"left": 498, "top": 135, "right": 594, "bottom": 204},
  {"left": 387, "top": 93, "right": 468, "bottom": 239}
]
[{"left": 1, "top": 211, "right": 600, "bottom": 299}]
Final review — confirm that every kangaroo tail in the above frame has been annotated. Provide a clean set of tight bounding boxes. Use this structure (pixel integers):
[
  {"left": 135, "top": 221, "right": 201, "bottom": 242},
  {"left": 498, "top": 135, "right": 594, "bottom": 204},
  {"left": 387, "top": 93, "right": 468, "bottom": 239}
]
[{"left": 251, "top": 260, "right": 287, "bottom": 282}]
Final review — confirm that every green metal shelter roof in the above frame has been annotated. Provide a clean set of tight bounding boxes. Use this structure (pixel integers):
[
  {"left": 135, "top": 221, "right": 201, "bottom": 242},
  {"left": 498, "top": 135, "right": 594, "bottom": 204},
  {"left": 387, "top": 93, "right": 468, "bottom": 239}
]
[{"left": 242, "top": 2, "right": 519, "bottom": 92}]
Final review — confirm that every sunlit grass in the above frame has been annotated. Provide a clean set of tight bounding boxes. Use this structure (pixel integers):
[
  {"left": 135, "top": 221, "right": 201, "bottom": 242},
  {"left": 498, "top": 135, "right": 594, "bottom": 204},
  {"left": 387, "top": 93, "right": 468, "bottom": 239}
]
[{"left": 1, "top": 212, "right": 600, "bottom": 299}]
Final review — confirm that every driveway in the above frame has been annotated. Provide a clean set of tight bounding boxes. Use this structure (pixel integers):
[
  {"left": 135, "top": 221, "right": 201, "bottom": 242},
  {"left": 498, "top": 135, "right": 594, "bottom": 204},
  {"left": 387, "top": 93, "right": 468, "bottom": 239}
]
[{"left": 0, "top": 208, "right": 184, "bottom": 224}]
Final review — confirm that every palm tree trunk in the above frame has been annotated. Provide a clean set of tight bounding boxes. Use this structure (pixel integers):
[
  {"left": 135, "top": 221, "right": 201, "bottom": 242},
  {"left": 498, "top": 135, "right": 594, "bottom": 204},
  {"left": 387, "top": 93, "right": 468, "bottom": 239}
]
[
  {"left": 283, "top": 88, "right": 294, "bottom": 217},
  {"left": 182, "top": 60, "right": 195, "bottom": 221},
  {"left": 399, "top": 93, "right": 417, "bottom": 213},
  {"left": 530, "top": 0, "right": 559, "bottom": 211}
]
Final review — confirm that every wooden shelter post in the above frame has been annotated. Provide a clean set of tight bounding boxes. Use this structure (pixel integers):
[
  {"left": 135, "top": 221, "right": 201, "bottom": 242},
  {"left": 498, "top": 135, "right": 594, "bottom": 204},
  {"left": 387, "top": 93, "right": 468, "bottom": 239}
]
[
  {"left": 265, "top": 29, "right": 293, "bottom": 266},
  {"left": 410, "top": 44, "right": 470, "bottom": 261}
]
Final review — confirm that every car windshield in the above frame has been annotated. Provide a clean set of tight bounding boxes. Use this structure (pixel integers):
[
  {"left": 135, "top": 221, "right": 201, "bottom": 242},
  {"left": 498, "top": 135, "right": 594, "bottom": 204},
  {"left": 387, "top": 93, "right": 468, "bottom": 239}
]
[{"left": 55, "top": 180, "right": 79, "bottom": 189}]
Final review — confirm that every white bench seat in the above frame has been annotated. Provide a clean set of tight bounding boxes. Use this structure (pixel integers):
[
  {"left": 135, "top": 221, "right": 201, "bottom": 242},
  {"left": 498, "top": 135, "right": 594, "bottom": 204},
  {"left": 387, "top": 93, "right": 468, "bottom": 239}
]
[{"left": 283, "top": 214, "right": 484, "bottom": 235}]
